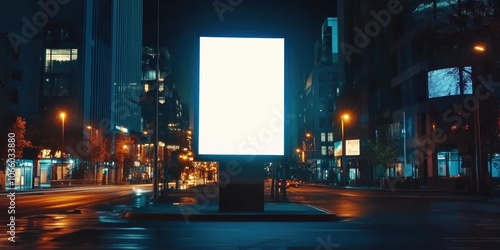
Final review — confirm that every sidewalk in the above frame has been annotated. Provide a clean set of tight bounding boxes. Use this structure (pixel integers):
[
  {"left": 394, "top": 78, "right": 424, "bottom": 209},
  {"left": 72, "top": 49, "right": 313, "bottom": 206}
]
[
  {"left": 123, "top": 202, "right": 337, "bottom": 222},
  {"left": 123, "top": 183, "right": 337, "bottom": 222}
]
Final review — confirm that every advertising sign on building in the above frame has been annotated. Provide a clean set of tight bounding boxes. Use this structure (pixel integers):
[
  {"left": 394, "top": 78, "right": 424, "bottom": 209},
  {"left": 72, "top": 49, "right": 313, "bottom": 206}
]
[
  {"left": 345, "top": 139, "right": 360, "bottom": 156},
  {"left": 334, "top": 141, "right": 342, "bottom": 157}
]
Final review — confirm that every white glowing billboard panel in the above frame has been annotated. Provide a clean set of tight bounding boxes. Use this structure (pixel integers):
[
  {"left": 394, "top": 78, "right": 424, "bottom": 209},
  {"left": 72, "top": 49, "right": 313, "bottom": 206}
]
[
  {"left": 198, "top": 37, "right": 285, "bottom": 156},
  {"left": 346, "top": 139, "right": 360, "bottom": 156}
]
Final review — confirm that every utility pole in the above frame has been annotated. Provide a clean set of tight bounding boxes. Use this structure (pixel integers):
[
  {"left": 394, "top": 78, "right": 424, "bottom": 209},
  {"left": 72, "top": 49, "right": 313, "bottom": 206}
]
[{"left": 152, "top": 0, "right": 160, "bottom": 204}]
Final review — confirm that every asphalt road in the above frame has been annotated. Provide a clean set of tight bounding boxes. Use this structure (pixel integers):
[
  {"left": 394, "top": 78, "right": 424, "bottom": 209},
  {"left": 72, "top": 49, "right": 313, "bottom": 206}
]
[
  {"left": 1, "top": 184, "right": 499, "bottom": 249},
  {"left": 0, "top": 184, "right": 153, "bottom": 218}
]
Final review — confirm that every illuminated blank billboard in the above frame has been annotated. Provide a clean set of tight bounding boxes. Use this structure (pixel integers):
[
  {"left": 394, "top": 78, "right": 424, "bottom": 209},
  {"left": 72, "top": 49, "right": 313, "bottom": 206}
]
[{"left": 198, "top": 37, "right": 285, "bottom": 157}]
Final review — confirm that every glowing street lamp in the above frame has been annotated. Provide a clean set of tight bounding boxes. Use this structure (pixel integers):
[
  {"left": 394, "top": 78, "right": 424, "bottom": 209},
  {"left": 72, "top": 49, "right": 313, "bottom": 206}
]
[
  {"left": 473, "top": 44, "right": 486, "bottom": 53},
  {"left": 60, "top": 112, "right": 66, "bottom": 150},
  {"left": 341, "top": 113, "right": 350, "bottom": 186},
  {"left": 472, "top": 43, "right": 486, "bottom": 193},
  {"left": 296, "top": 148, "right": 304, "bottom": 163}
]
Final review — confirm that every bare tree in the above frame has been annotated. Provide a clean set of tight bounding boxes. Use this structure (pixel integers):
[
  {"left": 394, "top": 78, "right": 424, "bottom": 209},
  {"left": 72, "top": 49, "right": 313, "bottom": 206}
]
[
  {"left": 115, "top": 132, "right": 134, "bottom": 183},
  {"left": 89, "top": 129, "right": 110, "bottom": 181}
]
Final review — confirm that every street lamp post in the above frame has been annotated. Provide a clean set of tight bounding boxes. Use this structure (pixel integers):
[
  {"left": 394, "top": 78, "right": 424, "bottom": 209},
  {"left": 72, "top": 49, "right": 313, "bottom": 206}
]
[
  {"left": 341, "top": 114, "right": 350, "bottom": 186},
  {"left": 152, "top": 0, "right": 160, "bottom": 204},
  {"left": 305, "top": 132, "right": 316, "bottom": 153},
  {"left": 87, "top": 126, "right": 94, "bottom": 181},
  {"left": 60, "top": 112, "right": 66, "bottom": 150},
  {"left": 473, "top": 43, "right": 486, "bottom": 194}
]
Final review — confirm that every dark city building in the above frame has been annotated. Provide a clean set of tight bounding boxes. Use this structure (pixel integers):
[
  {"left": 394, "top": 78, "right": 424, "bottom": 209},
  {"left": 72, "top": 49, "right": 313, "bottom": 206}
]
[
  {"left": 139, "top": 45, "right": 191, "bottom": 182},
  {"left": 337, "top": 0, "right": 500, "bottom": 190},
  {"left": 0, "top": 0, "right": 143, "bottom": 188},
  {"left": 298, "top": 17, "right": 341, "bottom": 182}
]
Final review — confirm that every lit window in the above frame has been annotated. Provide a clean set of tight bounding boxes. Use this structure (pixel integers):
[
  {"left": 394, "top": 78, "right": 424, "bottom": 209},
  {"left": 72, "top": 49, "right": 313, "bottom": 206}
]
[
  {"left": 428, "top": 67, "right": 472, "bottom": 98},
  {"left": 327, "top": 132, "right": 333, "bottom": 142},
  {"left": 321, "top": 146, "right": 327, "bottom": 155},
  {"left": 321, "top": 133, "right": 326, "bottom": 142}
]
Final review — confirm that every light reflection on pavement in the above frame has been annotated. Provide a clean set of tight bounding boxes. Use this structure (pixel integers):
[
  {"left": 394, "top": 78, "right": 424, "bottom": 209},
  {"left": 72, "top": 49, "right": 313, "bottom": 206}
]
[{"left": 1, "top": 194, "right": 150, "bottom": 249}]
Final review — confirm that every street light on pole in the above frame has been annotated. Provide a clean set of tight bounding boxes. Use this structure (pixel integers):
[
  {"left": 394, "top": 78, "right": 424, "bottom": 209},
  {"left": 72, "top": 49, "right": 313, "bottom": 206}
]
[
  {"left": 60, "top": 112, "right": 66, "bottom": 150},
  {"left": 473, "top": 43, "right": 486, "bottom": 194},
  {"left": 152, "top": 0, "right": 160, "bottom": 203},
  {"left": 341, "top": 113, "right": 350, "bottom": 186}
]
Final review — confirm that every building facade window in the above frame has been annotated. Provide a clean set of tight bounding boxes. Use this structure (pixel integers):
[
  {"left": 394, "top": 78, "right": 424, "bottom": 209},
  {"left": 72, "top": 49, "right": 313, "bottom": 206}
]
[
  {"left": 428, "top": 67, "right": 472, "bottom": 98},
  {"left": 43, "top": 48, "right": 77, "bottom": 96},
  {"left": 319, "top": 117, "right": 325, "bottom": 128},
  {"left": 321, "top": 146, "right": 327, "bottom": 155},
  {"left": 43, "top": 75, "right": 71, "bottom": 96},
  {"left": 321, "top": 132, "right": 326, "bottom": 142},
  {"left": 437, "top": 151, "right": 465, "bottom": 177},
  {"left": 329, "top": 159, "right": 335, "bottom": 168},
  {"left": 45, "top": 49, "right": 78, "bottom": 73},
  {"left": 327, "top": 132, "right": 333, "bottom": 141}
]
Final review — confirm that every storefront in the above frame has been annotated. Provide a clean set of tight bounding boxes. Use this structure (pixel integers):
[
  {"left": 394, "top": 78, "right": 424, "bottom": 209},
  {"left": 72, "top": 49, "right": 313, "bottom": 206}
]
[
  {"left": 4, "top": 159, "right": 34, "bottom": 190},
  {"left": 488, "top": 155, "right": 500, "bottom": 178},
  {"left": 437, "top": 150, "right": 466, "bottom": 177},
  {"left": 37, "top": 149, "right": 77, "bottom": 187}
]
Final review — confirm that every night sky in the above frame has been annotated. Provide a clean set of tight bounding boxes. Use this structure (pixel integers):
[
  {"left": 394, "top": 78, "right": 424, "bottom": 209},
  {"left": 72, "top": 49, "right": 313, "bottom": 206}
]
[{"left": 144, "top": 0, "right": 337, "bottom": 122}]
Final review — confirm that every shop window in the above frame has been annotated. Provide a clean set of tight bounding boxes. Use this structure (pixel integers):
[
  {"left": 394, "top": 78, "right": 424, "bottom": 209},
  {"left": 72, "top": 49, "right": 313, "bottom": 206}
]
[{"left": 437, "top": 151, "right": 465, "bottom": 177}]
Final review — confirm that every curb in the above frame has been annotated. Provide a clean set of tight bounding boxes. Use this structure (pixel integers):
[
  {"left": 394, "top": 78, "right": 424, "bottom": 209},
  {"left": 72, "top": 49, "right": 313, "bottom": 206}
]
[
  {"left": 123, "top": 203, "right": 338, "bottom": 222},
  {"left": 123, "top": 212, "right": 338, "bottom": 222}
]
